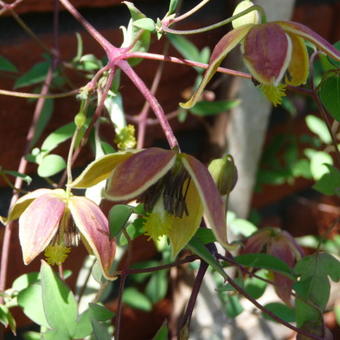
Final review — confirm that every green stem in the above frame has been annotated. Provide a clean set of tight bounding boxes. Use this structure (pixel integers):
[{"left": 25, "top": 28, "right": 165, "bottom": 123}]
[
  {"left": 163, "top": 5, "right": 265, "bottom": 35},
  {"left": 66, "top": 127, "right": 80, "bottom": 192}
]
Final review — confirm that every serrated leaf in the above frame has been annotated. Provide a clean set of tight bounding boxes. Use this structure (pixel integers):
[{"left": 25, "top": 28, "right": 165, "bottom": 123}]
[
  {"left": 235, "top": 253, "right": 295, "bottom": 279},
  {"left": 14, "top": 61, "right": 50, "bottom": 89},
  {"left": 108, "top": 204, "right": 133, "bottom": 238},
  {"left": 37, "top": 154, "right": 66, "bottom": 177},
  {"left": 40, "top": 261, "right": 78, "bottom": 336},
  {"left": 145, "top": 270, "right": 168, "bottom": 304},
  {"left": 319, "top": 74, "right": 340, "bottom": 121},
  {"left": 133, "top": 18, "right": 155, "bottom": 31},
  {"left": 305, "top": 115, "right": 331, "bottom": 144},
  {"left": 262, "top": 302, "right": 295, "bottom": 323},
  {"left": 313, "top": 164, "right": 340, "bottom": 196},
  {"left": 41, "top": 122, "right": 76, "bottom": 152},
  {"left": 17, "top": 283, "right": 50, "bottom": 328},
  {"left": 122, "top": 287, "right": 152, "bottom": 311},
  {"left": 0, "top": 56, "right": 18, "bottom": 72},
  {"left": 190, "top": 100, "right": 240, "bottom": 116}
]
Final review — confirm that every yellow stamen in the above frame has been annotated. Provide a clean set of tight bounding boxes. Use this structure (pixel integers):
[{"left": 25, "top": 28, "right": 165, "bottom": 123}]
[
  {"left": 115, "top": 124, "right": 136, "bottom": 150},
  {"left": 143, "top": 197, "right": 172, "bottom": 242},
  {"left": 44, "top": 244, "right": 71, "bottom": 265},
  {"left": 259, "top": 83, "right": 286, "bottom": 107}
]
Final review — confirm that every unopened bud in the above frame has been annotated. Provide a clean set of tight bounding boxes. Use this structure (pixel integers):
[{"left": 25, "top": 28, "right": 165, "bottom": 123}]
[
  {"left": 232, "top": 1, "right": 260, "bottom": 29},
  {"left": 208, "top": 155, "right": 238, "bottom": 196},
  {"left": 74, "top": 112, "right": 86, "bottom": 128}
]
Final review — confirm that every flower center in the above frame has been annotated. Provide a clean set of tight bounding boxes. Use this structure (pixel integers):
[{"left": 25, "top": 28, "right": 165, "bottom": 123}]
[{"left": 139, "top": 165, "right": 190, "bottom": 218}]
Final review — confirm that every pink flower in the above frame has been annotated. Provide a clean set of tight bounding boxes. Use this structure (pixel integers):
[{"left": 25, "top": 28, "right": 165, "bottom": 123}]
[
  {"left": 71, "top": 147, "right": 230, "bottom": 256},
  {"left": 242, "top": 227, "right": 303, "bottom": 305},
  {"left": 7, "top": 188, "right": 116, "bottom": 280}
]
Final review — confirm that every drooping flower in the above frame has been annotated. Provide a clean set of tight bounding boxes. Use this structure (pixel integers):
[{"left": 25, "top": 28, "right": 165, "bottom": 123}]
[
  {"left": 71, "top": 147, "right": 230, "bottom": 256},
  {"left": 181, "top": 0, "right": 340, "bottom": 108},
  {"left": 6, "top": 188, "right": 116, "bottom": 280},
  {"left": 242, "top": 227, "right": 304, "bottom": 305}
]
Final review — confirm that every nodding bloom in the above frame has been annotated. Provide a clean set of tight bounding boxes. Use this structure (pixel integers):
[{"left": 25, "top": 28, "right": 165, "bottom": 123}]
[
  {"left": 242, "top": 227, "right": 304, "bottom": 306},
  {"left": 181, "top": 0, "right": 340, "bottom": 108},
  {"left": 70, "top": 147, "right": 230, "bottom": 256},
  {"left": 6, "top": 188, "right": 116, "bottom": 280}
]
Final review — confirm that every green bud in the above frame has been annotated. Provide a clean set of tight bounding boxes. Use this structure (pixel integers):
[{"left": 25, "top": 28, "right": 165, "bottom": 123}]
[
  {"left": 232, "top": 0, "right": 260, "bottom": 29},
  {"left": 208, "top": 155, "right": 238, "bottom": 196},
  {"left": 74, "top": 112, "right": 86, "bottom": 128}
]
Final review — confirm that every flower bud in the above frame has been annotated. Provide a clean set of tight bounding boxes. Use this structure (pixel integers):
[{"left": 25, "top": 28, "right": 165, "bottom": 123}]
[
  {"left": 74, "top": 112, "right": 86, "bottom": 128},
  {"left": 232, "top": 0, "right": 260, "bottom": 29},
  {"left": 208, "top": 155, "right": 238, "bottom": 196}
]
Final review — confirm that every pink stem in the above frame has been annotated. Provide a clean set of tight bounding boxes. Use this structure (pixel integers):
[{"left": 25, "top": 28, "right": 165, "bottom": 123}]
[{"left": 119, "top": 60, "right": 179, "bottom": 150}]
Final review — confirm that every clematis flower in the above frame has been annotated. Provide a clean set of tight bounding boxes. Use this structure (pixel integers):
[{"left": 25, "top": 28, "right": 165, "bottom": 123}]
[
  {"left": 181, "top": 0, "right": 340, "bottom": 108},
  {"left": 242, "top": 227, "right": 304, "bottom": 306},
  {"left": 6, "top": 188, "right": 116, "bottom": 280},
  {"left": 71, "top": 147, "right": 229, "bottom": 256}
]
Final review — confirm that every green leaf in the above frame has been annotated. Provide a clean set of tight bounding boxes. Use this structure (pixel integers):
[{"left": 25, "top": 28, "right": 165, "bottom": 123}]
[
  {"left": 224, "top": 294, "right": 243, "bottom": 318},
  {"left": 194, "top": 228, "right": 216, "bottom": 244},
  {"left": 108, "top": 204, "right": 133, "bottom": 238},
  {"left": 235, "top": 253, "right": 295, "bottom": 280},
  {"left": 308, "top": 150, "right": 333, "bottom": 180},
  {"left": 295, "top": 253, "right": 340, "bottom": 282},
  {"left": 230, "top": 218, "right": 257, "bottom": 237},
  {"left": 1, "top": 169, "right": 32, "bottom": 185},
  {"left": 190, "top": 100, "right": 240, "bottom": 116},
  {"left": 14, "top": 61, "right": 50, "bottom": 89},
  {"left": 37, "top": 154, "right": 66, "bottom": 177},
  {"left": 22, "top": 331, "right": 41, "bottom": 340},
  {"left": 122, "top": 287, "right": 153, "bottom": 311},
  {"left": 313, "top": 164, "right": 340, "bottom": 196},
  {"left": 167, "top": 34, "right": 201, "bottom": 63},
  {"left": 73, "top": 310, "right": 92, "bottom": 339},
  {"left": 244, "top": 269, "right": 267, "bottom": 299},
  {"left": 123, "top": 2, "right": 151, "bottom": 66},
  {"left": 153, "top": 323, "right": 168, "bottom": 340},
  {"left": 29, "top": 99, "right": 54, "bottom": 149},
  {"left": 335, "top": 304, "right": 340, "bottom": 326},
  {"left": 17, "top": 283, "right": 50, "bottom": 328},
  {"left": 305, "top": 115, "right": 331, "bottom": 144},
  {"left": 145, "top": 270, "right": 168, "bottom": 304},
  {"left": 319, "top": 73, "right": 340, "bottom": 121},
  {"left": 91, "top": 319, "right": 111, "bottom": 340},
  {"left": 12, "top": 272, "right": 40, "bottom": 291},
  {"left": 167, "top": 0, "right": 179, "bottom": 15},
  {"left": 41, "top": 122, "right": 76, "bottom": 152},
  {"left": 295, "top": 297, "right": 322, "bottom": 328},
  {"left": 294, "top": 276, "right": 330, "bottom": 311},
  {"left": 188, "top": 236, "right": 227, "bottom": 279},
  {"left": 262, "top": 302, "right": 295, "bottom": 323},
  {"left": 0, "top": 56, "right": 18, "bottom": 72},
  {"left": 89, "top": 303, "right": 114, "bottom": 322},
  {"left": 42, "top": 328, "right": 70, "bottom": 340},
  {"left": 133, "top": 18, "right": 156, "bottom": 31},
  {"left": 0, "top": 305, "right": 16, "bottom": 334},
  {"left": 327, "top": 41, "right": 340, "bottom": 68},
  {"left": 40, "top": 261, "right": 78, "bottom": 336},
  {"left": 78, "top": 54, "right": 102, "bottom": 71}
]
